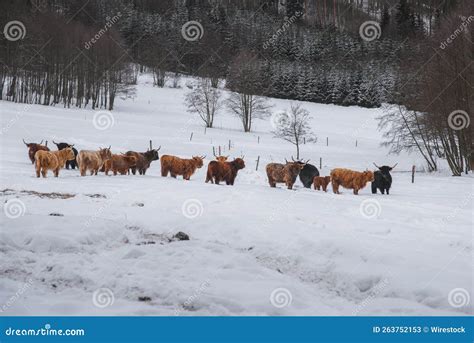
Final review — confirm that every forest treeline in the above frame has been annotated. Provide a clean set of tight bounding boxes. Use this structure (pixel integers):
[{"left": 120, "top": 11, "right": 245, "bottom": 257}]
[{"left": 0, "top": 0, "right": 472, "bottom": 174}]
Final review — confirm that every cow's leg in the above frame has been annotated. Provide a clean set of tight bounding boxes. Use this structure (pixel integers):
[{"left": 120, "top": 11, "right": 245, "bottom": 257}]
[
  {"left": 71, "top": 161, "right": 76, "bottom": 169},
  {"left": 381, "top": 188, "right": 385, "bottom": 194},
  {"left": 142, "top": 169, "right": 147, "bottom": 175},
  {"left": 113, "top": 170, "right": 117, "bottom": 176},
  {"left": 54, "top": 168, "right": 59, "bottom": 177},
  {"left": 41, "top": 169, "right": 47, "bottom": 178},
  {"left": 90, "top": 169, "right": 95, "bottom": 176},
  {"left": 332, "top": 182, "right": 339, "bottom": 194},
  {"left": 131, "top": 167, "right": 136, "bottom": 175},
  {"left": 371, "top": 183, "right": 377, "bottom": 194},
  {"left": 80, "top": 168, "right": 86, "bottom": 177},
  {"left": 386, "top": 188, "right": 389, "bottom": 195},
  {"left": 353, "top": 188, "right": 359, "bottom": 195}
]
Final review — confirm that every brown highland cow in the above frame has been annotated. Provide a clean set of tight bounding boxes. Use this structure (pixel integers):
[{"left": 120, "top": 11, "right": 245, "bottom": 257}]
[
  {"left": 23, "top": 139, "right": 49, "bottom": 164},
  {"left": 77, "top": 147, "right": 112, "bottom": 176},
  {"left": 330, "top": 168, "right": 374, "bottom": 195},
  {"left": 34, "top": 147, "right": 75, "bottom": 178},
  {"left": 104, "top": 154, "right": 137, "bottom": 175},
  {"left": 205, "top": 158, "right": 245, "bottom": 185},
  {"left": 313, "top": 176, "right": 331, "bottom": 192},
  {"left": 266, "top": 161, "right": 305, "bottom": 190},
  {"left": 160, "top": 155, "right": 205, "bottom": 180}
]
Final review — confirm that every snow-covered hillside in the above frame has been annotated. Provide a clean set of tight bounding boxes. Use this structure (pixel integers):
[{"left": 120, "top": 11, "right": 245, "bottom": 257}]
[{"left": 0, "top": 75, "right": 472, "bottom": 316}]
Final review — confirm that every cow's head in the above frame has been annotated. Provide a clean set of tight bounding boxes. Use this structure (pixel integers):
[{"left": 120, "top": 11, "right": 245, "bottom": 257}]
[
  {"left": 99, "top": 146, "right": 112, "bottom": 160},
  {"left": 215, "top": 155, "right": 229, "bottom": 162},
  {"left": 362, "top": 170, "right": 375, "bottom": 183},
  {"left": 23, "top": 139, "right": 44, "bottom": 149},
  {"left": 192, "top": 156, "right": 206, "bottom": 168},
  {"left": 232, "top": 158, "right": 245, "bottom": 170},
  {"left": 146, "top": 146, "right": 161, "bottom": 161},
  {"left": 374, "top": 163, "right": 397, "bottom": 175}
]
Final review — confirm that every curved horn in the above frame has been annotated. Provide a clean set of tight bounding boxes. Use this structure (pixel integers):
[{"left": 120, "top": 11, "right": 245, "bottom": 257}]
[
  {"left": 373, "top": 162, "right": 381, "bottom": 169},
  {"left": 391, "top": 163, "right": 398, "bottom": 169},
  {"left": 53, "top": 140, "right": 59, "bottom": 145},
  {"left": 305, "top": 159, "right": 310, "bottom": 164},
  {"left": 285, "top": 158, "right": 288, "bottom": 163},
  {"left": 39, "top": 140, "right": 44, "bottom": 145},
  {"left": 108, "top": 145, "right": 111, "bottom": 150},
  {"left": 22, "top": 139, "right": 29, "bottom": 146},
  {"left": 201, "top": 155, "right": 206, "bottom": 159},
  {"left": 291, "top": 156, "right": 295, "bottom": 162},
  {"left": 156, "top": 146, "right": 161, "bottom": 151},
  {"left": 70, "top": 144, "right": 75, "bottom": 147}
]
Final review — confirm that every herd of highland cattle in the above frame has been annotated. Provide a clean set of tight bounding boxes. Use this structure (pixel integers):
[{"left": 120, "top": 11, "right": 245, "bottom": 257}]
[{"left": 22, "top": 139, "right": 396, "bottom": 195}]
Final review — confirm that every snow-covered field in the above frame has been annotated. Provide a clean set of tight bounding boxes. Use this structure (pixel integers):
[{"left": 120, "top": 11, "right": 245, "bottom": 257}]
[{"left": 0, "top": 75, "right": 472, "bottom": 316}]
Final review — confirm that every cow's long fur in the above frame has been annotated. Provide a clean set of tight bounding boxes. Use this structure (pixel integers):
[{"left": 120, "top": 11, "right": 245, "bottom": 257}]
[
  {"left": 205, "top": 158, "right": 245, "bottom": 185},
  {"left": 160, "top": 155, "right": 204, "bottom": 180},
  {"left": 34, "top": 148, "right": 75, "bottom": 178},
  {"left": 54, "top": 141, "right": 78, "bottom": 169},
  {"left": 330, "top": 168, "right": 374, "bottom": 195},
  {"left": 313, "top": 176, "right": 331, "bottom": 192},
  {"left": 77, "top": 148, "right": 112, "bottom": 176},
  {"left": 104, "top": 154, "right": 137, "bottom": 175},
  {"left": 266, "top": 162, "right": 304, "bottom": 190}
]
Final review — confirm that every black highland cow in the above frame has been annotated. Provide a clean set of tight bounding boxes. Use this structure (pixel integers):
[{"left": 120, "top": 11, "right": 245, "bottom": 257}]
[
  {"left": 299, "top": 162, "right": 320, "bottom": 188},
  {"left": 371, "top": 163, "right": 397, "bottom": 195}
]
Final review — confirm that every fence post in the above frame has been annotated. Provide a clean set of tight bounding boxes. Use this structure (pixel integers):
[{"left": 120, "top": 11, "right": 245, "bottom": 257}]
[
  {"left": 45, "top": 140, "right": 48, "bottom": 147},
  {"left": 256, "top": 156, "right": 260, "bottom": 171},
  {"left": 412, "top": 165, "right": 415, "bottom": 183},
  {"left": 228, "top": 139, "right": 231, "bottom": 150},
  {"left": 326, "top": 137, "right": 328, "bottom": 146},
  {"left": 319, "top": 157, "right": 322, "bottom": 169},
  {"left": 355, "top": 140, "right": 358, "bottom": 147},
  {"left": 189, "top": 132, "right": 193, "bottom": 141},
  {"left": 149, "top": 140, "right": 152, "bottom": 150},
  {"left": 218, "top": 146, "right": 221, "bottom": 156},
  {"left": 204, "top": 127, "right": 207, "bottom": 135},
  {"left": 213, "top": 146, "right": 216, "bottom": 157},
  {"left": 258, "top": 136, "right": 260, "bottom": 144}
]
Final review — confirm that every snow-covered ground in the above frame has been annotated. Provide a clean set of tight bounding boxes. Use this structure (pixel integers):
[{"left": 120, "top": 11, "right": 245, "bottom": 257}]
[{"left": 0, "top": 75, "right": 472, "bottom": 316}]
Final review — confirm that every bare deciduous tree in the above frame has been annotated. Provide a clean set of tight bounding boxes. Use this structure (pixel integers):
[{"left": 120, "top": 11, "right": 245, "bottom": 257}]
[
  {"left": 272, "top": 104, "right": 317, "bottom": 159},
  {"left": 226, "top": 92, "right": 271, "bottom": 132},
  {"left": 185, "top": 78, "right": 222, "bottom": 128}
]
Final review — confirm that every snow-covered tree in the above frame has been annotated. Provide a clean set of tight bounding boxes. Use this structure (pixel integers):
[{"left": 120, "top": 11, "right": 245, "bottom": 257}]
[
  {"left": 185, "top": 78, "right": 222, "bottom": 128},
  {"left": 272, "top": 104, "right": 317, "bottom": 159}
]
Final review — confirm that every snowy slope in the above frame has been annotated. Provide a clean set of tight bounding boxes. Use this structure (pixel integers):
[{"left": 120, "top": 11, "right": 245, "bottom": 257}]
[{"left": 0, "top": 74, "right": 472, "bottom": 316}]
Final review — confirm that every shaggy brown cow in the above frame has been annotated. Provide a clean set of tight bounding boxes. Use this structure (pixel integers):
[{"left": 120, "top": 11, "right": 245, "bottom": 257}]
[
  {"left": 160, "top": 155, "right": 205, "bottom": 180},
  {"left": 34, "top": 148, "right": 75, "bottom": 178},
  {"left": 104, "top": 154, "right": 137, "bottom": 175},
  {"left": 330, "top": 168, "right": 374, "bottom": 195},
  {"left": 23, "top": 139, "right": 49, "bottom": 164},
  {"left": 125, "top": 147, "right": 160, "bottom": 175},
  {"left": 313, "top": 176, "right": 331, "bottom": 192},
  {"left": 266, "top": 161, "right": 305, "bottom": 190},
  {"left": 205, "top": 158, "right": 245, "bottom": 185},
  {"left": 77, "top": 147, "right": 112, "bottom": 176}
]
